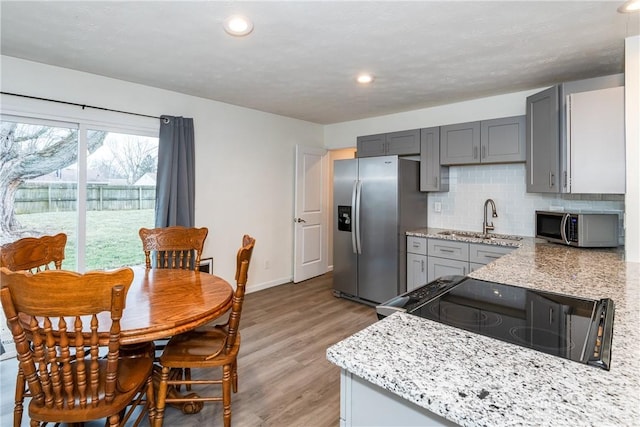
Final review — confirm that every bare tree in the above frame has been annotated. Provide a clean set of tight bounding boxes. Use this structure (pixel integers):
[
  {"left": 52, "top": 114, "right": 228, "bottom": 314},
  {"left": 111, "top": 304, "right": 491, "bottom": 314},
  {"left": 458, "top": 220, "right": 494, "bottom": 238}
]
[
  {"left": 0, "top": 121, "right": 106, "bottom": 237},
  {"left": 89, "top": 136, "right": 157, "bottom": 184}
]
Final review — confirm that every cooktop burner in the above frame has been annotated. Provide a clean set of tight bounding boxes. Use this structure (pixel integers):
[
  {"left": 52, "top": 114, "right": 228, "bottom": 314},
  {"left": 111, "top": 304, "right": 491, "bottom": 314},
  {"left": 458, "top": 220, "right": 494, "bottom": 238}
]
[{"left": 376, "top": 276, "right": 614, "bottom": 370}]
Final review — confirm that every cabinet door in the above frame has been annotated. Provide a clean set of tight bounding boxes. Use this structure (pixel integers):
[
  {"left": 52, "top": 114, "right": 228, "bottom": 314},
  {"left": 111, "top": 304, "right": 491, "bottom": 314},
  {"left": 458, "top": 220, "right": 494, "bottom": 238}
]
[
  {"left": 427, "top": 256, "right": 468, "bottom": 282},
  {"left": 385, "top": 129, "right": 421, "bottom": 156},
  {"left": 568, "top": 86, "right": 625, "bottom": 194},
  {"left": 469, "top": 243, "right": 514, "bottom": 265},
  {"left": 357, "top": 134, "right": 387, "bottom": 158},
  {"left": 407, "top": 253, "right": 427, "bottom": 292},
  {"left": 419, "top": 127, "right": 449, "bottom": 192},
  {"left": 440, "top": 121, "right": 480, "bottom": 165},
  {"left": 481, "top": 116, "right": 526, "bottom": 163},
  {"left": 526, "top": 86, "right": 560, "bottom": 193}
]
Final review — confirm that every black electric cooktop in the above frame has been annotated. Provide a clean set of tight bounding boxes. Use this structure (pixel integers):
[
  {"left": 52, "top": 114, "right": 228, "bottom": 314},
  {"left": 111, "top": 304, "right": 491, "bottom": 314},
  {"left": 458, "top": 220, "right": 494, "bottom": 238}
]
[{"left": 376, "top": 276, "right": 614, "bottom": 370}]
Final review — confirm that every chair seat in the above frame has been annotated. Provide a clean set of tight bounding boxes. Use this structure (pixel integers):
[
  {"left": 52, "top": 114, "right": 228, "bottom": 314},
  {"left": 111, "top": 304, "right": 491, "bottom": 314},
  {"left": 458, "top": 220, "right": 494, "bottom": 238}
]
[
  {"left": 160, "top": 328, "right": 240, "bottom": 368},
  {"left": 29, "top": 356, "right": 153, "bottom": 423}
]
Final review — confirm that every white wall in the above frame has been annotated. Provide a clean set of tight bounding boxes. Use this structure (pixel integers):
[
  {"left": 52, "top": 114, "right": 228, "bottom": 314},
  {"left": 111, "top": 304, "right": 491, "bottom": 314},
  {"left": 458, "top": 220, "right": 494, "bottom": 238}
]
[
  {"left": 0, "top": 56, "right": 325, "bottom": 292},
  {"left": 625, "top": 36, "right": 640, "bottom": 262}
]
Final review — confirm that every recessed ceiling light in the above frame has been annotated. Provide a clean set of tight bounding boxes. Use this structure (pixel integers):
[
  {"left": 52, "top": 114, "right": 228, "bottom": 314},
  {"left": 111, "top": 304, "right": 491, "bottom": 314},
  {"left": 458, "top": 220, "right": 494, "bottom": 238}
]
[
  {"left": 223, "top": 15, "right": 254, "bottom": 36},
  {"left": 356, "top": 73, "right": 374, "bottom": 84},
  {"left": 618, "top": 0, "right": 640, "bottom": 13}
]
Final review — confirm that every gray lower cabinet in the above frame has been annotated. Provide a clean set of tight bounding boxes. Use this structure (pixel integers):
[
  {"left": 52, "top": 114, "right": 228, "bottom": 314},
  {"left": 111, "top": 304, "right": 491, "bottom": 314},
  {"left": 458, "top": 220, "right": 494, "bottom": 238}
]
[
  {"left": 357, "top": 129, "right": 420, "bottom": 158},
  {"left": 340, "top": 370, "right": 456, "bottom": 427},
  {"left": 427, "top": 239, "right": 469, "bottom": 282},
  {"left": 441, "top": 116, "right": 525, "bottom": 166},
  {"left": 406, "top": 236, "right": 427, "bottom": 291},
  {"left": 419, "top": 127, "right": 449, "bottom": 192},
  {"left": 427, "top": 256, "right": 468, "bottom": 281},
  {"left": 469, "top": 243, "right": 514, "bottom": 264},
  {"left": 423, "top": 238, "right": 516, "bottom": 282}
]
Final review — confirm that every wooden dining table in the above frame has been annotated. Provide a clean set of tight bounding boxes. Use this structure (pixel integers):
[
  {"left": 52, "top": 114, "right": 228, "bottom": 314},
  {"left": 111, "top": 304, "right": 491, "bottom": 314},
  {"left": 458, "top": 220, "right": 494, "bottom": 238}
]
[{"left": 118, "top": 266, "right": 234, "bottom": 345}]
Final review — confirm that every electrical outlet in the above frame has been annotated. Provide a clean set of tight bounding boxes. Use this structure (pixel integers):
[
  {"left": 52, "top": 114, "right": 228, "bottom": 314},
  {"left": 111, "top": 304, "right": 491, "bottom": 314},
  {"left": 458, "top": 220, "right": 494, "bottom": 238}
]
[{"left": 434, "top": 202, "right": 442, "bottom": 213}]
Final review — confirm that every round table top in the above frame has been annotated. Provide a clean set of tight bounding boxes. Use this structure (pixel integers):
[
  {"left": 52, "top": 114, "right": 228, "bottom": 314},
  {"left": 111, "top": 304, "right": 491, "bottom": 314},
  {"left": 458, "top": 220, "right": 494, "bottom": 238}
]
[{"left": 119, "top": 266, "right": 234, "bottom": 345}]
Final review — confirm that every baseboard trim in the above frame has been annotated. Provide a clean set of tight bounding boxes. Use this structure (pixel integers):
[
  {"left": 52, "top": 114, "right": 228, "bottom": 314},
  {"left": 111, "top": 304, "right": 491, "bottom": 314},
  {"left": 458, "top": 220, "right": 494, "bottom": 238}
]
[{"left": 246, "top": 276, "right": 292, "bottom": 294}]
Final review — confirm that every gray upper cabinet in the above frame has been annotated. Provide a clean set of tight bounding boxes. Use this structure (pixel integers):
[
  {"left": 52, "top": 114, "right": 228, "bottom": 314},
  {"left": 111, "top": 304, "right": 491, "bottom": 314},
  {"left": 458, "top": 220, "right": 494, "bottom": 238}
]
[
  {"left": 357, "top": 129, "right": 420, "bottom": 158},
  {"left": 526, "top": 86, "right": 560, "bottom": 193},
  {"left": 439, "top": 121, "right": 480, "bottom": 165},
  {"left": 419, "top": 127, "right": 449, "bottom": 192},
  {"left": 526, "top": 73, "right": 624, "bottom": 194},
  {"left": 356, "top": 133, "right": 387, "bottom": 157},
  {"left": 480, "top": 116, "right": 526, "bottom": 163},
  {"left": 440, "top": 116, "right": 525, "bottom": 166}
]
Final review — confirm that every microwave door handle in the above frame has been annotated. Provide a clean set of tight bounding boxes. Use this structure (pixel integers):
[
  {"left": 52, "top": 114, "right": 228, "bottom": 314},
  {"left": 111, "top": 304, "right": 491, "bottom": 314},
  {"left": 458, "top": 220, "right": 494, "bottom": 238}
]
[
  {"left": 351, "top": 180, "right": 358, "bottom": 254},
  {"left": 560, "top": 213, "right": 570, "bottom": 245}
]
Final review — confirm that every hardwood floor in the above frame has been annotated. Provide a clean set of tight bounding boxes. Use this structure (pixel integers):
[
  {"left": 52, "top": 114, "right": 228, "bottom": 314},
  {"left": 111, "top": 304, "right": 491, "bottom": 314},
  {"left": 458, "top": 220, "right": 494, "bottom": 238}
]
[{"left": 0, "top": 272, "right": 378, "bottom": 426}]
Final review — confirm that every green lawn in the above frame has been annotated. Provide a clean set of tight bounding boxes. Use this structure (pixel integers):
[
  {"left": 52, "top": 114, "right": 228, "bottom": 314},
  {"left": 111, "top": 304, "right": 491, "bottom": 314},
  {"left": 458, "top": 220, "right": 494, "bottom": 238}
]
[{"left": 16, "top": 209, "right": 155, "bottom": 271}]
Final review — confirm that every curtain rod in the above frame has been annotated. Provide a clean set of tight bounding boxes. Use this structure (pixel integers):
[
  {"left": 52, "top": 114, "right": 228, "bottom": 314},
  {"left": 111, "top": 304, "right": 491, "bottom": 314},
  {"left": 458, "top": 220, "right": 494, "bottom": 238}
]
[{"left": 0, "top": 91, "right": 163, "bottom": 121}]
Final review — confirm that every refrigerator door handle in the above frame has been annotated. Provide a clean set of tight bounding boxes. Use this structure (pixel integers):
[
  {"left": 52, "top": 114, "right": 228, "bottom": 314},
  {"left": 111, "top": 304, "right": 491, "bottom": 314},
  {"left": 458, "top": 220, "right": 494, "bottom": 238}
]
[
  {"left": 351, "top": 180, "right": 358, "bottom": 254},
  {"left": 355, "top": 180, "right": 363, "bottom": 254}
]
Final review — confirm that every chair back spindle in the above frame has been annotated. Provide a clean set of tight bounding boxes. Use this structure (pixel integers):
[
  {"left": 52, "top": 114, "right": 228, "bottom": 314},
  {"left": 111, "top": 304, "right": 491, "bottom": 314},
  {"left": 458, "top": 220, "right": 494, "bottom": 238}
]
[{"left": 139, "top": 226, "right": 208, "bottom": 270}]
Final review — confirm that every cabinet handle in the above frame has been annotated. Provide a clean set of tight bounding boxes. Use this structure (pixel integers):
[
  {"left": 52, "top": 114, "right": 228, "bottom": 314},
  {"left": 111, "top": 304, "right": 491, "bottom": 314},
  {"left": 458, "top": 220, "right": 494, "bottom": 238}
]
[
  {"left": 473, "top": 146, "right": 478, "bottom": 159},
  {"left": 421, "top": 260, "right": 425, "bottom": 272},
  {"left": 434, "top": 176, "right": 438, "bottom": 188},
  {"left": 439, "top": 248, "right": 455, "bottom": 253},
  {"left": 484, "top": 255, "right": 501, "bottom": 259},
  {"left": 413, "top": 242, "right": 421, "bottom": 248},
  {"left": 549, "top": 172, "right": 555, "bottom": 188},
  {"left": 481, "top": 146, "right": 486, "bottom": 159}
]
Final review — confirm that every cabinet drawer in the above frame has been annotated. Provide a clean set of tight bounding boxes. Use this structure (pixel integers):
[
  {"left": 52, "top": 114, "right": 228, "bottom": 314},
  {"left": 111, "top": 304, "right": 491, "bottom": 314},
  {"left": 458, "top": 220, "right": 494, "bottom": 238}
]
[
  {"left": 407, "top": 236, "right": 427, "bottom": 255},
  {"left": 427, "top": 239, "right": 469, "bottom": 261},
  {"left": 469, "top": 243, "right": 514, "bottom": 265}
]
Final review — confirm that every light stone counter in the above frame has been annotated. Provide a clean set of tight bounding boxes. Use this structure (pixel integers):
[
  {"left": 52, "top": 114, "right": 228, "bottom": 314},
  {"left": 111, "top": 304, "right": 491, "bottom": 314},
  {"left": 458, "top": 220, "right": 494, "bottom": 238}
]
[{"left": 327, "top": 232, "right": 640, "bottom": 426}]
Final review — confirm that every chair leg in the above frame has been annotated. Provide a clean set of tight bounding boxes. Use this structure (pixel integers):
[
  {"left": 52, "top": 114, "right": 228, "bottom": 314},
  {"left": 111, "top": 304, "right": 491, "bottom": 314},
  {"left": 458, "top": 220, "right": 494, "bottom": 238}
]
[
  {"left": 154, "top": 366, "right": 171, "bottom": 427},
  {"left": 14, "top": 369, "right": 26, "bottom": 427},
  {"left": 232, "top": 359, "right": 238, "bottom": 393},
  {"left": 222, "top": 364, "right": 232, "bottom": 427},
  {"left": 146, "top": 374, "right": 157, "bottom": 424}
]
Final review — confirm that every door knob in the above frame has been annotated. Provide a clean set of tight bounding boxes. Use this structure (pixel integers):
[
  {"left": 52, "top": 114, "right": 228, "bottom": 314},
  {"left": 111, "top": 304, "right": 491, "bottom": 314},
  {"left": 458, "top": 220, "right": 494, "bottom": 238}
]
[{"left": 295, "top": 218, "right": 306, "bottom": 223}]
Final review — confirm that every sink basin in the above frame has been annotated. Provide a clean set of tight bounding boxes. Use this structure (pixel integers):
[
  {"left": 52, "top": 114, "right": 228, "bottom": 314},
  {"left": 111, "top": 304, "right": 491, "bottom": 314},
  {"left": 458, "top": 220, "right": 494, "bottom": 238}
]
[{"left": 437, "top": 230, "right": 523, "bottom": 242}]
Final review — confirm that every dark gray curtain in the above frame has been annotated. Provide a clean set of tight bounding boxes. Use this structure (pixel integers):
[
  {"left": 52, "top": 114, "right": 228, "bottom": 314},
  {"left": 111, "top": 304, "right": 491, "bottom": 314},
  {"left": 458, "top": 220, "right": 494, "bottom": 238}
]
[{"left": 155, "top": 115, "right": 195, "bottom": 228}]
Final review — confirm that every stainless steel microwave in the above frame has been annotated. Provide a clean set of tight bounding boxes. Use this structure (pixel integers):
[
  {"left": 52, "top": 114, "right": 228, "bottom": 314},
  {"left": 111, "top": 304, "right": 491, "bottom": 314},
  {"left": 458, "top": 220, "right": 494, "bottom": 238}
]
[{"left": 535, "top": 211, "right": 619, "bottom": 247}]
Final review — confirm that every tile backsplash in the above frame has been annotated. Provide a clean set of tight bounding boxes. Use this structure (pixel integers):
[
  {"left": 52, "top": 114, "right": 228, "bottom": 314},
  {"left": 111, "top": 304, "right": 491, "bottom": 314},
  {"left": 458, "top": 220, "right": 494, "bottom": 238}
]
[{"left": 427, "top": 164, "right": 625, "bottom": 241}]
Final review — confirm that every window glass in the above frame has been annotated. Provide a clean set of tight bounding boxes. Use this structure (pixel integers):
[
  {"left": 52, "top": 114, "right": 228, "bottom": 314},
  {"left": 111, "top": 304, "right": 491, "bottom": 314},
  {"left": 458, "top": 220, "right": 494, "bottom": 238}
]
[
  {"left": 85, "top": 131, "right": 158, "bottom": 269},
  {"left": 0, "top": 117, "right": 158, "bottom": 271},
  {"left": 0, "top": 118, "right": 79, "bottom": 263}
]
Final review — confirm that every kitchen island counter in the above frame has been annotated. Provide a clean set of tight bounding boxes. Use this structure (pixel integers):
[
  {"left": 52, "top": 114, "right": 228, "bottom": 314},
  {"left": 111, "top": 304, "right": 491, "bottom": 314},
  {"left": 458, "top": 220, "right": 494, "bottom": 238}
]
[{"left": 326, "top": 240, "right": 640, "bottom": 426}]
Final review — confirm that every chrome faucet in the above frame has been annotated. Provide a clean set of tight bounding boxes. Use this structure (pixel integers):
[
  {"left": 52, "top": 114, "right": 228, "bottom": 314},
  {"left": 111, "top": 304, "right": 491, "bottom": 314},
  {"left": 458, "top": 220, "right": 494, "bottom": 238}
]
[{"left": 483, "top": 199, "right": 497, "bottom": 236}]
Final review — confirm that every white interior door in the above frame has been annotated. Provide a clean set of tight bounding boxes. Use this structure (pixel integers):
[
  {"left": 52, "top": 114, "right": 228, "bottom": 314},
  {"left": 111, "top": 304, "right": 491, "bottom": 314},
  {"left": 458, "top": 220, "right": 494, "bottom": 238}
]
[{"left": 294, "top": 145, "right": 328, "bottom": 283}]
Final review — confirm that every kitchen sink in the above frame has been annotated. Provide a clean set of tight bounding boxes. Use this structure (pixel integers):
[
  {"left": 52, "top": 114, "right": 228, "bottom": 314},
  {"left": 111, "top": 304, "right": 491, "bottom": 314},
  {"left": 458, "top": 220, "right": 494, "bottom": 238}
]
[{"left": 437, "top": 230, "right": 523, "bottom": 242}]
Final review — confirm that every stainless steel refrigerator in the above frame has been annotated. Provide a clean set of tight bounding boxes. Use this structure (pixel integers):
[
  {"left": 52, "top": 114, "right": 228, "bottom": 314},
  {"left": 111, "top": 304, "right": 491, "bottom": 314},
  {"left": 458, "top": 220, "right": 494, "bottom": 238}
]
[{"left": 333, "top": 156, "right": 427, "bottom": 304}]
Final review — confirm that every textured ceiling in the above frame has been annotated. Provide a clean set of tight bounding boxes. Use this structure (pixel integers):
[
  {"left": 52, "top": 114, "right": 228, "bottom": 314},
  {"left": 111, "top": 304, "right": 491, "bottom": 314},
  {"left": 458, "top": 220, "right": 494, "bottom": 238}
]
[{"left": 1, "top": 1, "right": 638, "bottom": 124}]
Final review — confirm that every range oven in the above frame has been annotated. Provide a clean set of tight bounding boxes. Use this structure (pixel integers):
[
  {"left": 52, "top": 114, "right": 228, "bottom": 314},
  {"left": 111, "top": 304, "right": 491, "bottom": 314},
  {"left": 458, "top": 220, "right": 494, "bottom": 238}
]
[{"left": 376, "top": 276, "right": 615, "bottom": 370}]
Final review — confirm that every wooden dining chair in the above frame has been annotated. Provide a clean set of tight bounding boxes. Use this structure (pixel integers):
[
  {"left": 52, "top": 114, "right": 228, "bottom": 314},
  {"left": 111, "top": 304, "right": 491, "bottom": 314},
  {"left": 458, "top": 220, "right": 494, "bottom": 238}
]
[
  {"left": 139, "top": 226, "right": 208, "bottom": 270},
  {"left": 0, "top": 233, "right": 67, "bottom": 427},
  {"left": 0, "top": 233, "right": 67, "bottom": 272},
  {"left": 154, "top": 235, "right": 255, "bottom": 427},
  {"left": 0, "top": 266, "right": 156, "bottom": 427},
  {"left": 135, "top": 226, "right": 209, "bottom": 360}
]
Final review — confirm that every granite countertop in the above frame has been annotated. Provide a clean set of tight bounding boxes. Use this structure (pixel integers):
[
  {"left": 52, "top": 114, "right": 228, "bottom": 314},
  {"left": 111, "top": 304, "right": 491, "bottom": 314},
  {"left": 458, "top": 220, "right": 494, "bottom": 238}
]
[{"left": 326, "top": 233, "right": 640, "bottom": 426}]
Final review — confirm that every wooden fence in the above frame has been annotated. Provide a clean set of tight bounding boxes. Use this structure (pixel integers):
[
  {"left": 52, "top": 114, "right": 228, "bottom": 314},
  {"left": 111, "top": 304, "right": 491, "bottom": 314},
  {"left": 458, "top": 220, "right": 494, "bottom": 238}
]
[{"left": 14, "top": 182, "right": 156, "bottom": 214}]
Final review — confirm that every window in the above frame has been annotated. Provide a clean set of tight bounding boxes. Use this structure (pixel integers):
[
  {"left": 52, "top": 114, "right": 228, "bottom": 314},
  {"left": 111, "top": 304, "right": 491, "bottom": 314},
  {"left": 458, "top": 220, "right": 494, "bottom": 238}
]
[{"left": 0, "top": 115, "right": 159, "bottom": 271}]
